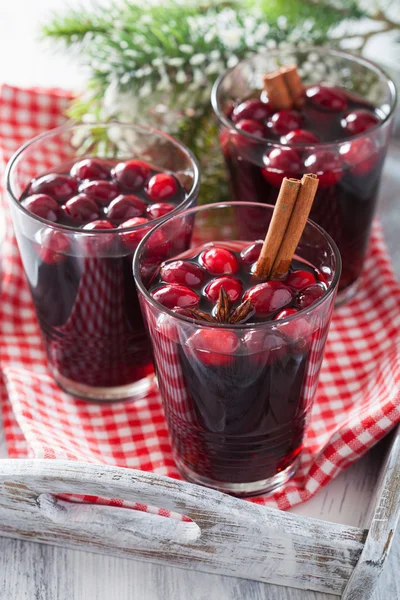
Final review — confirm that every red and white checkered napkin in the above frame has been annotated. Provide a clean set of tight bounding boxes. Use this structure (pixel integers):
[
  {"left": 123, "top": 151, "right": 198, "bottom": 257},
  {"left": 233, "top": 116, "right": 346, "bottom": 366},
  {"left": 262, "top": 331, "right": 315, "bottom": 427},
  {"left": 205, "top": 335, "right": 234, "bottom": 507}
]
[{"left": 1, "top": 85, "right": 400, "bottom": 513}]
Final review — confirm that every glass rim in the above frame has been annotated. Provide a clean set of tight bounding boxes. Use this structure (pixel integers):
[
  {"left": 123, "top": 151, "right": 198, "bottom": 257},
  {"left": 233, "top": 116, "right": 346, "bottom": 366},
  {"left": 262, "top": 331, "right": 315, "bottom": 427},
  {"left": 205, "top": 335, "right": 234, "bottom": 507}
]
[
  {"left": 5, "top": 121, "right": 201, "bottom": 236},
  {"left": 133, "top": 201, "right": 342, "bottom": 330},
  {"left": 211, "top": 45, "right": 398, "bottom": 150}
]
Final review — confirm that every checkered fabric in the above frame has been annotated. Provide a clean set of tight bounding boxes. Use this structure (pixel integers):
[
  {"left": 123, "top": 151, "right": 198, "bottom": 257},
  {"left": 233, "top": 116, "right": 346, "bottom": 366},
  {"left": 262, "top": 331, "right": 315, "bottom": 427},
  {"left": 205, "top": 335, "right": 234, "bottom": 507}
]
[{"left": 1, "top": 85, "right": 400, "bottom": 514}]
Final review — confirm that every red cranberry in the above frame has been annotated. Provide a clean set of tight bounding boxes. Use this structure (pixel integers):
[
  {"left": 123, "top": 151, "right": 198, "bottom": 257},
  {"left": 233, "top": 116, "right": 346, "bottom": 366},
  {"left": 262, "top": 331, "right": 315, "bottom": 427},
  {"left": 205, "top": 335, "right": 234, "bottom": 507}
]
[
  {"left": 243, "top": 281, "right": 293, "bottom": 315},
  {"left": 340, "top": 137, "right": 378, "bottom": 176},
  {"left": 146, "top": 173, "right": 178, "bottom": 201},
  {"left": 204, "top": 276, "right": 243, "bottom": 303},
  {"left": 160, "top": 260, "right": 205, "bottom": 287},
  {"left": 83, "top": 220, "right": 114, "bottom": 231},
  {"left": 146, "top": 202, "right": 175, "bottom": 219},
  {"left": 236, "top": 119, "right": 267, "bottom": 138},
  {"left": 37, "top": 229, "right": 71, "bottom": 265},
  {"left": 70, "top": 158, "right": 110, "bottom": 181},
  {"left": 267, "top": 110, "right": 303, "bottom": 136},
  {"left": 243, "top": 330, "right": 286, "bottom": 366},
  {"left": 118, "top": 217, "right": 151, "bottom": 251},
  {"left": 306, "top": 85, "right": 348, "bottom": 112},
  {"left": 262, "top": 147, "right": 301, "bottom": 187},
  {"left": 281, "top": 129, "right": 320, "bottom": 144},
  {"left": 231, "top": 99, "right": 272, "bottom": 123},
  {"left": 83, "top": 220, "right": 115, "bottom": 254},
  {"left": 79, "top": 180, "right": 119, "bottom": 206},
  {"left": 64, "top": 194, "right": 100, "bottom": 223},
  {"left": 119, "top": 217, "right": 168, "bottom": 254},
  {"left": 112, "top": 160, "right": 150, "bottom": 191},
  {"left": 275, "top": 308, "right": 298, "bottom": 319},
  {"left": 22, "top": 194, "right": 60, "bottom": 222},
  {"left": 286, "top": 270, "right": 317, "bottom": 291},
  {"left": 341, "top": 109, "right": 380, "bottom": 136},
  {"left": 187, "top": 329, "right": 239, "bottom": 367},
  {"left": 297, "top": 284, "right": 325, "bottom": 309},
  {"left": 240, "top": 241, "right": 263, "bottom": 263},
  {"left": 151, "top": 284, "right": 199, "bottom": 310},
  {"left": 304, "top": 150, "right": 343, "bottom": 188},
  {"left": 30, "top": 174, "right": 78, "bottom": 204},
  {"left": 200, "top": 247, "right": 238, "bottom": 275},
  {"left": 107, "top": 194, "right": 146, "bottom": 222},
  {"left": 275, "top": 308, "right": 312, "bottom": 343}
]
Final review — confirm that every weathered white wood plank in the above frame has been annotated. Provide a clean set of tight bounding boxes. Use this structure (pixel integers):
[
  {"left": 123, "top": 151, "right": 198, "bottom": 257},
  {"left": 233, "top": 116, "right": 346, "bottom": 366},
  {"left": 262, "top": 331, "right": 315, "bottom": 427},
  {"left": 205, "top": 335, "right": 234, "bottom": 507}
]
[
  {"left": 0, "top": 427, "right": 386, "bottom": 529},
  {"left": 1, "top": 531, "right": 400, "bottom": 600},
  {"left": 0, "top": 459, "right": 367, "bottom": 596},
  {"left": 0, "top": 536, "right": 338, "bottom": 600},
  {"left": 342, "top": 428, "right": 400, "bottom": 600},
  {"left": 37, "top": 493, "right": 201, "bottom": 544}
]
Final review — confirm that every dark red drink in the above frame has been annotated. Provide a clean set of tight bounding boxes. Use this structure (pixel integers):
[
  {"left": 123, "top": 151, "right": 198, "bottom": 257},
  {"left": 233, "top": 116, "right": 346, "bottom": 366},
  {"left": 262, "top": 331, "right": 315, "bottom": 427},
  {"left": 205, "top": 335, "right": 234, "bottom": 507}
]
[
  {"left": 148, "top": 242, "right": 327, "bottom": 488},
  {"left": 212, "top": 49, "right": 395, "bottom": 302},
  {"left": 7, "top": 124, "right": 199, "bottom": 401},
  {"left": 135, "top": 202, "right": 340, "bottom": 496}
]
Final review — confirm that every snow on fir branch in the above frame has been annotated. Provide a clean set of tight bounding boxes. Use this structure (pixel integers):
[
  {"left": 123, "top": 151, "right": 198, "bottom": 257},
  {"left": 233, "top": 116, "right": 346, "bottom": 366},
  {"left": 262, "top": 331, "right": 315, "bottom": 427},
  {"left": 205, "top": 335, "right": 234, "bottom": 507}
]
[
  {"left": 41, "top": 0, "right": 398, "bottom": 204},
  {"left": 42, "top": 0, "right": 368, "bottom": 97}
]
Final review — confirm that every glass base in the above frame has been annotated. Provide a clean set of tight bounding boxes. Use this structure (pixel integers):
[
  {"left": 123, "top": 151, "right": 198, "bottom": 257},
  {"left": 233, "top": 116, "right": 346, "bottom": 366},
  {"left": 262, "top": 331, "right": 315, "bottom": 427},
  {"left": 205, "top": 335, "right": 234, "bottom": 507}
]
[
  {"left": 175, "top": 455, "right": 299, "bottom": 498},
  {"left": 53, "top": 370, "right": 156, "bottom": 403},
  {"left": 335, "top": 277, "right": 361, "bottom": 307}
]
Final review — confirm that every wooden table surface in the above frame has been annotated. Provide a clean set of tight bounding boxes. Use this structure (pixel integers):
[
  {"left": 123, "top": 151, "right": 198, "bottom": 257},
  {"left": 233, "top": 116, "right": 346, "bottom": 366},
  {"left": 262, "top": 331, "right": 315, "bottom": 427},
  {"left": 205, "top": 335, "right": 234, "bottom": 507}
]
[{"left": 1, "top": 2, "right": 400, "bottom": 598}]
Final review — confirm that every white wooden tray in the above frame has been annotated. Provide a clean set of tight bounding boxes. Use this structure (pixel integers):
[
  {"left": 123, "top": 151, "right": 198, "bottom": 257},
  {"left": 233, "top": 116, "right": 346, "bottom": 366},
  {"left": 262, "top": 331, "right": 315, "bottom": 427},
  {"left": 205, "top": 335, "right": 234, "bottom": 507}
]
[
  {"left": 0, "top": 420, "right": 399, "bottom": 600},
  {"left": 1, "top": 141, "right": 400, "bottom": 600}
]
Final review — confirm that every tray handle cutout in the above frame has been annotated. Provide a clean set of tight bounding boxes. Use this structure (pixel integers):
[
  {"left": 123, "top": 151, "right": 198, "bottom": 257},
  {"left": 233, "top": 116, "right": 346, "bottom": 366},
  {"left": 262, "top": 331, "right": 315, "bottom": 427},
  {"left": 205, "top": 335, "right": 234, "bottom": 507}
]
[{"left": 37, "top": 493, "right": 201, "bottom": 545}]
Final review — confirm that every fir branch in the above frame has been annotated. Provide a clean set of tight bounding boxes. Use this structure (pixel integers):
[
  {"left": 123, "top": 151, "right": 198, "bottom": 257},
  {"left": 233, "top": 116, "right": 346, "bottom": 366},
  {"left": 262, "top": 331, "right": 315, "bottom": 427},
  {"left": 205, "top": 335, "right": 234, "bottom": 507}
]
[{"left": 41, "top": 0, "right": 399, "bottom": 206}]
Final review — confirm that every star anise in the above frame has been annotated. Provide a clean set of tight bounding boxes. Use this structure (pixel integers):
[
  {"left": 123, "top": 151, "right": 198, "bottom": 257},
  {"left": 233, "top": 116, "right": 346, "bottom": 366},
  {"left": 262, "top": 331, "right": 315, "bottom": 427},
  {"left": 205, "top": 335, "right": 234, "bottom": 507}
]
[
  {"left": 187, "top": 286, "right": 254, "bottom": 325},
  {"left": 229, "top": 299, "right": 254, "bottom": 324},
  {"left": 215, "top": 286, "right": 231, "bottom": 323}
]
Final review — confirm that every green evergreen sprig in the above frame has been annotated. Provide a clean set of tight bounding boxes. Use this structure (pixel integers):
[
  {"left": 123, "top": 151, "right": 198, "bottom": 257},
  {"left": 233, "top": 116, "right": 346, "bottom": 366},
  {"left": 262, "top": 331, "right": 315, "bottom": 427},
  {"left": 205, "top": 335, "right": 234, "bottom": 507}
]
[{"left": 42, "top": 0, "right": 388, "bottom": 203}]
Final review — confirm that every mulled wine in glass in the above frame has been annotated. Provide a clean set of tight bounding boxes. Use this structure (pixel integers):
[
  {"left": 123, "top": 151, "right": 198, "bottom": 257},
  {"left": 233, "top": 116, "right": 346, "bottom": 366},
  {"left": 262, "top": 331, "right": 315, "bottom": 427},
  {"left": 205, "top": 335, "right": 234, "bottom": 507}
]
[{"left": 6, "top": 123, "right": 199, "bottom": 401}]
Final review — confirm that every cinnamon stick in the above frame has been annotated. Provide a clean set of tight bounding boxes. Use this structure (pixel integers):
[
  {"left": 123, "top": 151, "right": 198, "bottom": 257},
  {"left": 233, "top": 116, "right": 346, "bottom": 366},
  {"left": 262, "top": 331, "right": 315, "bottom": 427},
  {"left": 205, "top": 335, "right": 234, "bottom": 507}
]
[
  {"left": 263, "top": 65, "right": 304, "bottom": 111},
  {"left": 280, "top": 65, "right": 305, "bottom": 108},
  {"left": 253, "top": 177, "right": 301, "bottom": 279},
  {"left": 263, "top": 71, "right": 292, "bottom": 111},
  {"left": 269, "top": 174, "right": 319, "bottom": 279}
]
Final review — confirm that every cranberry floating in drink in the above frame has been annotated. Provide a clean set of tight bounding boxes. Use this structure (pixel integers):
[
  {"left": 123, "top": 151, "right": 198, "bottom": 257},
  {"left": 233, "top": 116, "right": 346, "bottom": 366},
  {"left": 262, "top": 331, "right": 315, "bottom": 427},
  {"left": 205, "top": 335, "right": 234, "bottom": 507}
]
[
  {"left": 6, "top": 123, "right": 199, "bottom": 401},
  {"left": 135, "top": 178, "right": 341, "bottom": 496},
  {"left": 212, "top": 48, "right": 396, "bottom": 303}
]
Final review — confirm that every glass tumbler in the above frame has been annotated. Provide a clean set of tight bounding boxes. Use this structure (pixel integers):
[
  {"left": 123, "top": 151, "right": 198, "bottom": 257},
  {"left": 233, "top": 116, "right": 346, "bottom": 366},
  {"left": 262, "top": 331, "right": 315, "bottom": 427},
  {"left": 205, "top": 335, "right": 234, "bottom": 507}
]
[
  {"left": 212, "top": 47, "right": 396, "bottom": 304},
  {"left": 134, "top": 202, "right": 341, "bottom": 496},
  {"left": 6, "top": 123, "right": 199, "bottom": 402}
]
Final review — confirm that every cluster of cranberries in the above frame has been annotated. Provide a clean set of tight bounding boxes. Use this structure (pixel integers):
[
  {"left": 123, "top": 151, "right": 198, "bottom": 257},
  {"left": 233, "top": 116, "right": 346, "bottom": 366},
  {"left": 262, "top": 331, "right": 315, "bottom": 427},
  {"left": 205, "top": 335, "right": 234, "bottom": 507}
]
[
  {"left": 21, "top": 157, "right": 184, "bottom": 242},
  {"left": 150, "top": 242, "right": 327, "bottom": 366},
  {"left": 226, "top": 84, "right": 381, "bottom": 187}
]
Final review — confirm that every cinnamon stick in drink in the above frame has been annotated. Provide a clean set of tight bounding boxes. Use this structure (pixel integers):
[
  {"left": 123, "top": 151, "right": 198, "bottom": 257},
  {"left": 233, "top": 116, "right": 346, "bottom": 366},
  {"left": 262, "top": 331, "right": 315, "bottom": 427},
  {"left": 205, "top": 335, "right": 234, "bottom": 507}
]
[
  {"left": 263, "top": 65, "right": 304, "bottom": 110},
  {"left": 280, "top": 65, "right": 305, "bottom": 108},
  {"left": 253, "top": 177, "right": 301, "bottom": 279},
  {"left": 270, "top": 174, "right": 319, "bottom": 279},
  {"left": 263, "top": 71, "right": 292, "bottom": 111}
]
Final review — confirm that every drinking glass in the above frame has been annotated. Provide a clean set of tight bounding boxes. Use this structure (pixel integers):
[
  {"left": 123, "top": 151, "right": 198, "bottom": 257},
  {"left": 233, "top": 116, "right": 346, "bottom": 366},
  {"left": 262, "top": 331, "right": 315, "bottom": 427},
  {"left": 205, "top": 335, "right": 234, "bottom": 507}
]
[
  {"left": 212, "top": 47, "right": 396, "bottom": 304},
  {"left": 134, "top": 202, "right": 341, "bottom": 496},
  {"left": 6, "top": 123, "right": 199, "bottom": 402}
]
